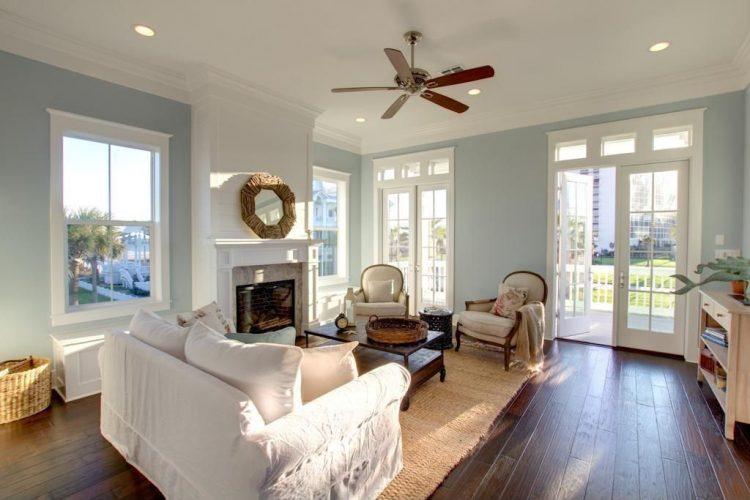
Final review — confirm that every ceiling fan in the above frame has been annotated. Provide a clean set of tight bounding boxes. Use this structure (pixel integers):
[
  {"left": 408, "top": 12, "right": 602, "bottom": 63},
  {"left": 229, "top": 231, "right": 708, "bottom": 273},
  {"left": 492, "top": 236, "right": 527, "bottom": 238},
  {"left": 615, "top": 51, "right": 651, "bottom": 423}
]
[{"left": 331, "top": 30, "right": 495, "bottom": 119}]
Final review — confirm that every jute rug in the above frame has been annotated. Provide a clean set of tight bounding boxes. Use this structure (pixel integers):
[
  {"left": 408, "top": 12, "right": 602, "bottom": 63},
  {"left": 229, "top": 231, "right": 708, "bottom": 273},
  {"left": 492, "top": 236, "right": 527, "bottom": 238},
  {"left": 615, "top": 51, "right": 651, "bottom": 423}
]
[{"left": 379, "top": 343, "right": 532, "bottom": 499}]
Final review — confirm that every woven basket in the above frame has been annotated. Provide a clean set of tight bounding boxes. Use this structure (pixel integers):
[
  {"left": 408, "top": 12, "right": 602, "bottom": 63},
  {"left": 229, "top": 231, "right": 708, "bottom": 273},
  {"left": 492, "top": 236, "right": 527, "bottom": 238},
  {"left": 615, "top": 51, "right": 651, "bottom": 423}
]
[
  {"left": 0, "top": 356, "right": 51, "bottom": 424},
  {"left": 366, "top": 315, "right": 428, "bottom": 345}
]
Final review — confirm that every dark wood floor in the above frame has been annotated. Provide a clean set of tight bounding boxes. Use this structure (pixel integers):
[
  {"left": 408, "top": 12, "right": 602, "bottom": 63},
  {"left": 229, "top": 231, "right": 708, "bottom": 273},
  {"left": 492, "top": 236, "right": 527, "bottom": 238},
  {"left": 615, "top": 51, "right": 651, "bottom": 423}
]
[{"left": 2, "top": 339, "right": 749, "bottom": 499}]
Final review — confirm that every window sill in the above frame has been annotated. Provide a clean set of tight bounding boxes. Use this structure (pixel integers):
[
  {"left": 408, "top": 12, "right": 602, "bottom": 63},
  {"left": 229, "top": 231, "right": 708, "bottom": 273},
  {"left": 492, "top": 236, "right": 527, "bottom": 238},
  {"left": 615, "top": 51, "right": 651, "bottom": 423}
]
[{"left": 51, "top": 299, "right": 171, "bottom": 327}]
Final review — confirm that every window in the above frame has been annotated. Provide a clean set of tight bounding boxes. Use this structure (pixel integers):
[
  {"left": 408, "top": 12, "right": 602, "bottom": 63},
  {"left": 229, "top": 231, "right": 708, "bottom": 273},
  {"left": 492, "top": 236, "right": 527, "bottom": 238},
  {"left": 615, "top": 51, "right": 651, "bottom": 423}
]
[
  {"left": 601, "top": 133, "right": 636, "bottom": 156},
  {"left": 555, "top": 140, "right": 587, "bottom": 161},
  {"left": 653, "top": 127, "right": 691, "bottom": 151},
  {"left": 49, "top": 110, "right": 170, "bottom": 326},
  {"left": 312, "top": 167, "right": 349, "bottom": 284}
]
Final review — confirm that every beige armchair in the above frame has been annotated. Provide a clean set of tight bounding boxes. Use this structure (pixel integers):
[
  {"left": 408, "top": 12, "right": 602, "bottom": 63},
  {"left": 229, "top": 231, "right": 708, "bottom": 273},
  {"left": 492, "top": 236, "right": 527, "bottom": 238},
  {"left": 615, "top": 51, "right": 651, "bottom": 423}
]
[
  {"left": 456, "top": 271, "right": 547, "bottom": 370},
  {"left": 352, "top": 264, "right": 409, "bottom": 320}
]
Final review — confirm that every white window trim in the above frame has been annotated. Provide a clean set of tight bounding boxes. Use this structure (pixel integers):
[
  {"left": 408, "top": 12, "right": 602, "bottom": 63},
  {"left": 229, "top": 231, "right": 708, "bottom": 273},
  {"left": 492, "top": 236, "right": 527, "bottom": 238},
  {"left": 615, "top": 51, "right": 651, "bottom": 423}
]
[
  {"left": 49, "top": 109, "right": 172, "bottom": 327},
  {"left": 372, "top": 147, "right": 455, "bottom": 311},
  {"left": 545, "top": 108, "right": 705, "bottom": 362},
  {"left": 312, "top": 166, "right": 350, "bottom": 286}
]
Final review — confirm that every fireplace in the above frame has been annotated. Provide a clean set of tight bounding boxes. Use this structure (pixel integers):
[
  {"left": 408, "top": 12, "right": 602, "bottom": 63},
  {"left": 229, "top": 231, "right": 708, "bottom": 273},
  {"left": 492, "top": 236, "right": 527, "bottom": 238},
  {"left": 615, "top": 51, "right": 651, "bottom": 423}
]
[{"left": 236, "top": 279, "right": 295, "bottom": 333}]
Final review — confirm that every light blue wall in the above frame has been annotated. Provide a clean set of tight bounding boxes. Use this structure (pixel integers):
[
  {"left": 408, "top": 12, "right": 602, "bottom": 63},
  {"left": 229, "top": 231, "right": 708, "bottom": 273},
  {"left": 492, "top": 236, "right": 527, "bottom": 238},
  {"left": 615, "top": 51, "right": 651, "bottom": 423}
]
[
  {"left": 744, "top": 85, "right": 750, "bottom": 256},
  {"left": 312, "top": 142, "right": 361, "bottom": 283},
  {"left": 361, "top": 91, "right": 746, "bottom": 310},
  {"left": 0, "top": 50, "right": 192, "bottom": 359}
]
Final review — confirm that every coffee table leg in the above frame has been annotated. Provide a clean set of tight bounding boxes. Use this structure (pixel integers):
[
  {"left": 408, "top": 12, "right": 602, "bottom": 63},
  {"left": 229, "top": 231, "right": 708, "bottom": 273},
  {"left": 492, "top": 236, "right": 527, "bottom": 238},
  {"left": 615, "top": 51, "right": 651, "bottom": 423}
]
[
  {"left": 305, "top": 333, "right": 309, "bottom": 348},
  {"left": 440, "top": 367, "right": 447, "bottom": 382},
  {"left": 401, "top": 396, "right": 410, "bottom": 411},
  {"left": 403, "top": 354, "right": 409, "bottom": 369}
]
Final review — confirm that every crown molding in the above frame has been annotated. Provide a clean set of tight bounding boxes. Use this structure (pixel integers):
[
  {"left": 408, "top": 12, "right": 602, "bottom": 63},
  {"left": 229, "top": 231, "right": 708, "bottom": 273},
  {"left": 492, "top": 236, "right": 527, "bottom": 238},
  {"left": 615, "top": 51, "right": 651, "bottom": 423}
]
[
  {"left": 312, "top": 123, "right": 362, "bottom": 154},
  {"left": 360, "top": 61, "right": 748, "bottom": 154}
]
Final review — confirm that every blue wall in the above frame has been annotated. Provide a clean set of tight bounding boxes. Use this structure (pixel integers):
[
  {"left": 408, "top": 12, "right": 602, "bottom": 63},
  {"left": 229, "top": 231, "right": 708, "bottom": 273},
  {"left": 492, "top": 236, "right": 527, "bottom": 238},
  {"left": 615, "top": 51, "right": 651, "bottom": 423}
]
[
  {"left": 312, "top": 142, "right": 361, "bottom": 283},
  {"left": 744, "top": 85, "right": 750, "bottom": 256},
  {"left": 0, "top": 51, "right": 192, "bottom": 358},
  {"left": 361, "top": 91, "right": 747, "bottom": 310}
]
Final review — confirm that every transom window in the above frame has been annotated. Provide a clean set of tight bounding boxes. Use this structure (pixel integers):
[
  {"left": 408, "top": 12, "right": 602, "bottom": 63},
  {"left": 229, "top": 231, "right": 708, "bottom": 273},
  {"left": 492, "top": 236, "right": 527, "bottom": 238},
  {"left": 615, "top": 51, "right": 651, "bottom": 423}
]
[
  {"left": 653, "top": 127, "right": 691, "bottom": 151},
  {"left": 601, "top": 133, "right": 636, "bottom": 156},
  {"left": 312, "top": 167, "right": 349, "bottom": 284},
  {"left": 49, "top": 110, "right": 170, "bottom": 326},
  {"left": 555, "top": 140, "right": 587, "bottom": 161}
]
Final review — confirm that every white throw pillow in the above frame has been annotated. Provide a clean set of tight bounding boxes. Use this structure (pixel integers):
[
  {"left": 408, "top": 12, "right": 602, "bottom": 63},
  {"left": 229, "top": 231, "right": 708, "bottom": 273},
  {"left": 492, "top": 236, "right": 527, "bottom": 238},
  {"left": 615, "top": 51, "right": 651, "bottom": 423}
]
[
  {"left": 185, "top": 321, "right": 303, "bottom": 422},
  {"left": 300, "top": 342, "right": 359, "bottom": 403},
  {"left": 367, "top": 279, "right": 394, "bottom": 302},
  {"left": 177, "top": 301, "right": 236, "bottom": 335},
  {"left": 129, "top": 309, "right": 189, "bottom": 361}
]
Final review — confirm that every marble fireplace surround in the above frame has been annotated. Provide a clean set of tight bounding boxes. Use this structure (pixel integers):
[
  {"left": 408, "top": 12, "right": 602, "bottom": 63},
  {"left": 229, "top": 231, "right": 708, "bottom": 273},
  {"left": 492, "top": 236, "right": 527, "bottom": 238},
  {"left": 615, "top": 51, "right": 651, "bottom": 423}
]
[{"left": 215, "top": 239, "right": 317, "bottom": 336}]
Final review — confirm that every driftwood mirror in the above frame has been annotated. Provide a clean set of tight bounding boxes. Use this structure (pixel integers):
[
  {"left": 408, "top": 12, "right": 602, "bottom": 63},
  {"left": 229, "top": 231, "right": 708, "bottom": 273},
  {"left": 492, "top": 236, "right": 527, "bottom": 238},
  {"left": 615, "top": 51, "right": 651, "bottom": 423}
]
[{"left": 240, "top": 173, "right": 296, "bottom": 239}]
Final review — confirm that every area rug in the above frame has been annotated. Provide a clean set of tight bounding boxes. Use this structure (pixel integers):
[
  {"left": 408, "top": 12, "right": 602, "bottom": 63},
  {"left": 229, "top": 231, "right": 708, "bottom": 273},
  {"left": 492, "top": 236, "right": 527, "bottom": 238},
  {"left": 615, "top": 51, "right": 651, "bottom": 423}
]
[{"left": 379, "top": 343, "right": 532, "bottom": 499}]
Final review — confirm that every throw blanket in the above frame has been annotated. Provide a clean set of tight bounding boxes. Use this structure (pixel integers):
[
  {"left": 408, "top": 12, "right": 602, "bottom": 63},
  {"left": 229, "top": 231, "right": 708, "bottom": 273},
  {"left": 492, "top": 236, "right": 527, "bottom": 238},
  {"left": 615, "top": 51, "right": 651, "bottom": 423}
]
[{"left": 515, "top": 301, "right": 545, "bottom": 371}]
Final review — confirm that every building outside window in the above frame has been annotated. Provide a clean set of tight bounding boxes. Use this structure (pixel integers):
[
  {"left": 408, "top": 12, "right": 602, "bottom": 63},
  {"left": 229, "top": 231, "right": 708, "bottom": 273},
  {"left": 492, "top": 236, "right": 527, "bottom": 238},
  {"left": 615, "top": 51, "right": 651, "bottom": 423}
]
[{"left": 312, "top": 166, "right": 349, "bottom": 284}]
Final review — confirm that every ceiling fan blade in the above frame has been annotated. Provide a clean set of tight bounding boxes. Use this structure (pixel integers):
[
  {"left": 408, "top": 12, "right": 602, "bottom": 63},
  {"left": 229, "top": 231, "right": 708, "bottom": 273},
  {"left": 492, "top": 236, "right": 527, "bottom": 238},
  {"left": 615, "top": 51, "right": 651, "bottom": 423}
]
[
  {"left": 424, "top": 65, "right": 495, "bottom": 89},
  {"left": 384, "top": 48, "right": 414, "bottom": 85},
  {"left": 331, "top": 86, "right": 399, "bottom": 93},
  {"left": 381, "top": 94, "right": 410, "bottom": 119},
  {"left": 421, "top": 91, "right": 469, "bottom": 113}
]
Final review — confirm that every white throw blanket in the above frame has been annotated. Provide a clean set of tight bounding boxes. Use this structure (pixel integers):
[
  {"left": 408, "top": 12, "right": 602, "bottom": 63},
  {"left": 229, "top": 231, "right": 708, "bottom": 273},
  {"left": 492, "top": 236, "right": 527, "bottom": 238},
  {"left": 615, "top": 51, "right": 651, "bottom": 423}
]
[{"left": 515, "top": 301, "right": 545, "bottom": 371}]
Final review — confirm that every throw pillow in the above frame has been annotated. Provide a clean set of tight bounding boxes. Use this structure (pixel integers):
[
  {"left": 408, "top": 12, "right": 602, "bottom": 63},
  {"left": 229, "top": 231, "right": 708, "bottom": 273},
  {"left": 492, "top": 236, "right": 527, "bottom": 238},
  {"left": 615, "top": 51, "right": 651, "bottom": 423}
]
[
  {"left": 227, "top": 327, "right": 296, "bottom": 346},
  {"left": 129, "top": 309, "right": 189, "bottom": 360},
  {"left": 491, "top": 284, "right": 529, "bottom": 319},
  {"left": 300, "top": 342, "right": 359, "bottom": 403},
  {"left": 185, "top": 321, "right": 303, "bottom": 423},
  {"left": 177, "top": 301, "right": 236, "bottom": 335},
  {"left": 367, "top": 279, "right": 394, "bottom": 302}
]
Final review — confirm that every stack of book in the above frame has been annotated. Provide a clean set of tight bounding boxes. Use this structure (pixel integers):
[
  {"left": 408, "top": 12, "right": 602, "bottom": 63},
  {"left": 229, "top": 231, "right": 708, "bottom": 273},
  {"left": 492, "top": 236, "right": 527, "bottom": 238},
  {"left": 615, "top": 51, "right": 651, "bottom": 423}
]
[{"left": 702, "top": 327, "right": 728, "bottom": 347}]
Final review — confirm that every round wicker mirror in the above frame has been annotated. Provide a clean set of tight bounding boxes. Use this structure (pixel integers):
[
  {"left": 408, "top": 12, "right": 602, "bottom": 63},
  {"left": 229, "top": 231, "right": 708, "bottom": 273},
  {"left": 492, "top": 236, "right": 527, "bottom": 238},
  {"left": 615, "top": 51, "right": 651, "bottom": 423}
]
[{"left": 240, "top": 173, "right": 296, "bottom": 239}]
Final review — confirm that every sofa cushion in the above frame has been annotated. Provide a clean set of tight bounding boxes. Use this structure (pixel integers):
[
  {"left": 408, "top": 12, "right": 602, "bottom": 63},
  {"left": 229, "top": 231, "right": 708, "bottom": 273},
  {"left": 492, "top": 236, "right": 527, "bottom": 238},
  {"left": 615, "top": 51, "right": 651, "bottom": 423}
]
[
  {"left": 353, "top": 301, "right": 406, "bottom": 318},
  {"left": 367, "top": 279, "right": 394, "bottom": 303},
  {"left": 129, "top": 309, "right": 189, "bottom": 361},
  {"left": 459, "top": 310, "right": 515, "bottom": 338},
  {"left": 177, "top": 301, "right": 236, "bottom": 334},
  {"left": 227, "top": 326, "right": 296, "bottom": 346},
  {"left": 185, "top": 321, "right": 303, "bottom": 423},
  {"left": 300, "top": 342, "right": 359, "bottom": 403}
]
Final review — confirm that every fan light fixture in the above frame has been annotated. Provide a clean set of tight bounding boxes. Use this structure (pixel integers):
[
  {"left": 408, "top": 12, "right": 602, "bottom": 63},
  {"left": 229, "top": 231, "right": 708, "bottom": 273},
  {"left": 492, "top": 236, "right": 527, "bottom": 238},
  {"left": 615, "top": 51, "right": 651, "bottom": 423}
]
[
  {"left": 649, "top": 41, "right": 670, "bottom": 52},
  {"left": 355, "top": 117, "right": 366, "bottom": 123},
  {"left": 134, "top": 24, "right": 156, "bottom": 37},
  {"left": 467, "top": 88, "right": 481, "bottom": 95}
]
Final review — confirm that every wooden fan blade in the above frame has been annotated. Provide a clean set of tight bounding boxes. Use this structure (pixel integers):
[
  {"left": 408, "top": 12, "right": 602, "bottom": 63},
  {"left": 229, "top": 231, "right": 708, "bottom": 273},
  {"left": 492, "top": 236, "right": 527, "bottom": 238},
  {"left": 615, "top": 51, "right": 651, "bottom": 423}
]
[
  {"left": 384, "top": 48, "right": 414, "bottom": 85},
  {"left": 424, "top": 65, "right": 495, "bottom": 89},
  {"left": 382, "top": 94, "right": 410, "bottom": 119},
  {"left": 331, "top": 86, "right": 399, "bottom": 93},
  {"left": 421, "top": 91, "right": 468, "bottom": 113}
]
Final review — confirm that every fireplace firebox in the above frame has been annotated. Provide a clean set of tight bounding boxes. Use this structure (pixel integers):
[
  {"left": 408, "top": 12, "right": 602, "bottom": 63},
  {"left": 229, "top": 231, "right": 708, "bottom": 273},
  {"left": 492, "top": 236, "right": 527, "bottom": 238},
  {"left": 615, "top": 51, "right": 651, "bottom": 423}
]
[{"left": 236, "top": 279, "right": 295, "bottom": 333}]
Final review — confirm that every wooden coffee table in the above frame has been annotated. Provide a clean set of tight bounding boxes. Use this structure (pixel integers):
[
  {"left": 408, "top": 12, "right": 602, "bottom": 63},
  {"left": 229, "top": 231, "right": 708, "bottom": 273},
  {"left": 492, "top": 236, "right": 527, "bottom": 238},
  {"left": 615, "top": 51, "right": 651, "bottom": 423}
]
[{"left": 304, "top": 322, "right": 447, "bottom": 410}]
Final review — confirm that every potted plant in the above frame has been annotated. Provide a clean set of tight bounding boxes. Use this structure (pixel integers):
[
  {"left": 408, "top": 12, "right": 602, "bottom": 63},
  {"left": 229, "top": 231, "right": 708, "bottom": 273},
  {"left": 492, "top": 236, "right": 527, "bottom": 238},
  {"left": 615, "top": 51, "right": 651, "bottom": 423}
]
[{"left": 673, "top": 256, "right": 750, "bottom": 304}]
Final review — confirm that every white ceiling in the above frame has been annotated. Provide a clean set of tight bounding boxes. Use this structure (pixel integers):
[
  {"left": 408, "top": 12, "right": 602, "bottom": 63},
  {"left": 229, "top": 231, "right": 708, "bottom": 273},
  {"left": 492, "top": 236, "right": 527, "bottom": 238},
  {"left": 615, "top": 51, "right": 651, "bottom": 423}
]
[{"left": 1, "top": 0, "right": 749, "bottom": 152}]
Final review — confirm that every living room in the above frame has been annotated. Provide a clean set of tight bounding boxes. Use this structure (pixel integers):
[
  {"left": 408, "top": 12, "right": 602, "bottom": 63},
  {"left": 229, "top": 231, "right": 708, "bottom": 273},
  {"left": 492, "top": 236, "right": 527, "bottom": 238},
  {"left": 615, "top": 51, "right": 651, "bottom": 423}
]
[{"left": 1, "top": 1, "right": 750, "bottom": 498}]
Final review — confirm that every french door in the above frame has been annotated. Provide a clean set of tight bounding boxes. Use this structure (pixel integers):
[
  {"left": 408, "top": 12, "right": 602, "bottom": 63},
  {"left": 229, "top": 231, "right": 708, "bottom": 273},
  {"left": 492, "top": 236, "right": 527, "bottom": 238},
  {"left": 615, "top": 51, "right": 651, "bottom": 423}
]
[
  {"left": 615, "top": 161, "right": 688, "bottom": 355},
  {"left": 382, "top": 184, "right": 450, "bottom": 312},
  {"left": 558, "top": 172, "right": 593, "bottom": 337}
]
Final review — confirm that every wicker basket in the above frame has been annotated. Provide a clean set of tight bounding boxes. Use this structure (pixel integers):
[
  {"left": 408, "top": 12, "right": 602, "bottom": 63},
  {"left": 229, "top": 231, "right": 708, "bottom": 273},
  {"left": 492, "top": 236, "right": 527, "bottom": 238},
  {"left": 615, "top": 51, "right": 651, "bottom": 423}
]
[
  {"left": 0, "top": 357, "right": 51, "bottom": 424},
  {"left": 365, "top": 315, "right": 429, "bottom": 345}
]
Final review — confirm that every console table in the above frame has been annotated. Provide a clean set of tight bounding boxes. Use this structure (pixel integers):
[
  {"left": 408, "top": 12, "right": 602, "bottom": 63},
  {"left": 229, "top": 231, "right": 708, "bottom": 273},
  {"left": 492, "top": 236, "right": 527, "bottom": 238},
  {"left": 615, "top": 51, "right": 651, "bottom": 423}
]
[{"left": 697, "top": 289, "right": 750, "bottom": 440}]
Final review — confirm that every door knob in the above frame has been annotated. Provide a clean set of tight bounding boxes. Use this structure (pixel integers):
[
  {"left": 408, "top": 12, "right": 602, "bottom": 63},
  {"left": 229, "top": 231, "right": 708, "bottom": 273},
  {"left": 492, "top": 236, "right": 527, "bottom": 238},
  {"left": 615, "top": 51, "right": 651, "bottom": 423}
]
[{"left": 619, "top": 271, "right": 626, "bottom": 289}]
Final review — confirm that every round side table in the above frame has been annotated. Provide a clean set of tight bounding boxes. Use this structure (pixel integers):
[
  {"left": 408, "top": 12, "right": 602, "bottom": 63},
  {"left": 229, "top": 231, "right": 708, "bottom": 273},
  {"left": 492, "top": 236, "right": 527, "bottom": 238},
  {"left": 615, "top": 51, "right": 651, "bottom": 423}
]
[{"left": 419, "top": 309, "right": 454, "bottom": 350}]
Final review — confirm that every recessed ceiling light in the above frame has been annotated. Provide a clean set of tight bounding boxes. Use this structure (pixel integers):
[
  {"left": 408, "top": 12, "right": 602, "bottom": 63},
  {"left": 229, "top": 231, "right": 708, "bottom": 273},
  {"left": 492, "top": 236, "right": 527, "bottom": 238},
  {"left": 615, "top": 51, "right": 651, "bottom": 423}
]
[
  {"left": 649, "top": 41, "right": 670, "bottom": 52},
  {"left": 133, "top": 24, "right": 156, "bottom": 37},
  {"left": 467, "top": 88, "right": 481, "bottom": 96},
  {"left": 355, "top": 117, "right": 366, "bottom": 123}
]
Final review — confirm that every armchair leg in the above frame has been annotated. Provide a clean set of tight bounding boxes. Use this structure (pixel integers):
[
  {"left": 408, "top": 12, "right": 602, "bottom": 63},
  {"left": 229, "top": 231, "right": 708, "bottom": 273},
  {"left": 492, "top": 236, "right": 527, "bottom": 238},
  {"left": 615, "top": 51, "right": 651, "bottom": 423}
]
[
  {"left": 455, "top": 328, "right": 461, "bottom": 351},
  {"left": 504, "top": 348, "right": 510, "bottom": 371}
]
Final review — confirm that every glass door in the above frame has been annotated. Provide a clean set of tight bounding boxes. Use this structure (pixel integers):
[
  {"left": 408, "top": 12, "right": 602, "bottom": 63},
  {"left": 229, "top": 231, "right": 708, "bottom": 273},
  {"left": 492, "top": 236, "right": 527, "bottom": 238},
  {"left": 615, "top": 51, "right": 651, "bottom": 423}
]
[
  {"left": 418, "top": 185, "right": 449, "bottom": 308},
  {"left": 616, "top": 161, "right": 688, "bottom": 355},
  {"left": 558, "top": 171, "right": 593, "bottom": 337},
  {"left": 382, "top": 187, "right": 414, "bottom": 296}
]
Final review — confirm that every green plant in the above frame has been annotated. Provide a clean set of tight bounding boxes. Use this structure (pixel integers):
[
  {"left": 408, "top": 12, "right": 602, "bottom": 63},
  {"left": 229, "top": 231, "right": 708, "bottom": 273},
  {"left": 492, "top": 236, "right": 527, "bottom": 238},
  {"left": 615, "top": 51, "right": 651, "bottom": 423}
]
[{"left": 672, "top": 256, "right": 750, "bottom": 297}]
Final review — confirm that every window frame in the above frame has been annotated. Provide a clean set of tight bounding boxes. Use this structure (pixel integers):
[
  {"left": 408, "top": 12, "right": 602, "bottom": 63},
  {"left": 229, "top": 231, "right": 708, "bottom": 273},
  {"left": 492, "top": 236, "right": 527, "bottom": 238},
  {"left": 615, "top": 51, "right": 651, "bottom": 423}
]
[
  {"left": 49, "top": 109, "right": 171, "bottom": 326},
  {"left": 312, "top": 166, "right": 349, "bottom": 286}
]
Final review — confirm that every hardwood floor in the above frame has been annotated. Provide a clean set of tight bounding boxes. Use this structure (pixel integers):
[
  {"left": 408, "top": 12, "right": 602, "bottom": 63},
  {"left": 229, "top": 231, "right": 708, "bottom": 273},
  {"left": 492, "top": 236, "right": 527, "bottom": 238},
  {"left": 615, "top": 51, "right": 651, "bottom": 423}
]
[{"left": 2, "top": 339, "right": 749, "bottom": 499}]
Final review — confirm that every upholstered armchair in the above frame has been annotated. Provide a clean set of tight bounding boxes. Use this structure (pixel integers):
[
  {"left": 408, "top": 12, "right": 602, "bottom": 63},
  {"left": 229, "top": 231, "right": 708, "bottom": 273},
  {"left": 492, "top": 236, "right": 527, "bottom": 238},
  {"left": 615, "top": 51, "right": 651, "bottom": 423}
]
[
  {"left": 352, "top": 264, "right": 409, "bottom": 320},
  {"left": 456, "top": 271, "right": 547, "bottom": 370}
]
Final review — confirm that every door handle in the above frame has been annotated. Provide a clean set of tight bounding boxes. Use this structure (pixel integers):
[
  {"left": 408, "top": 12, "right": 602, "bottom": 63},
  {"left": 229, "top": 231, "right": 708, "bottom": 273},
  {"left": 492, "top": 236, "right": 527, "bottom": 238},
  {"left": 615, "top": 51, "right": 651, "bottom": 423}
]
[{"left": 619, "top": 271, "right": 626, "bottom": 289}]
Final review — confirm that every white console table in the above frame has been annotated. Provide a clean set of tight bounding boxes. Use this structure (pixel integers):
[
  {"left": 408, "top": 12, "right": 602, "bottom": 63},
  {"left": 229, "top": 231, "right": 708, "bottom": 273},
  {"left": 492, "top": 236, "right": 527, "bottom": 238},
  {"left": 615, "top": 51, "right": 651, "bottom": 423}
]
[{"left": 698, "top": 289, "right": 750, "bottom": 440}]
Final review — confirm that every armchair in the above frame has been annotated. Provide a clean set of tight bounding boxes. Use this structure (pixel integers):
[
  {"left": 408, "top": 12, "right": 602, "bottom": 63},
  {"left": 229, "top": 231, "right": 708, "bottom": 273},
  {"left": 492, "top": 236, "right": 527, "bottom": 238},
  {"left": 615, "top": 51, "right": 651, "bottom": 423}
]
[
  {"left": 456, "top": 271, "right": 547, "bottom": 370},
  {"left": 352, "top": 264, "right": 409, "bottom": 320}
]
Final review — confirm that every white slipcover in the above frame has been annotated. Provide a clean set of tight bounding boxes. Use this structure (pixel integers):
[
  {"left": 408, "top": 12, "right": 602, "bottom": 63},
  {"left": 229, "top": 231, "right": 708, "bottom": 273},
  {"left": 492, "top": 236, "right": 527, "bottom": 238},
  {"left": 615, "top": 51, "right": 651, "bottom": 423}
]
[{"left": 99, "top": 331, "right": 410, "bottom": 499}]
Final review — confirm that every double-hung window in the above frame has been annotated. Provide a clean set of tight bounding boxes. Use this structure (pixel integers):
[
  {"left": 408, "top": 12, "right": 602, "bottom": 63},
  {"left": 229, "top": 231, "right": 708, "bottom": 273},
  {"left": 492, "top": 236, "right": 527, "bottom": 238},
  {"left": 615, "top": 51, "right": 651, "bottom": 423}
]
[
  {"left": 49, "top": 110, "right": 171, "bottom": 326},
  {"left": 312, "top": 167, "right": 349, "bottom": 284}
]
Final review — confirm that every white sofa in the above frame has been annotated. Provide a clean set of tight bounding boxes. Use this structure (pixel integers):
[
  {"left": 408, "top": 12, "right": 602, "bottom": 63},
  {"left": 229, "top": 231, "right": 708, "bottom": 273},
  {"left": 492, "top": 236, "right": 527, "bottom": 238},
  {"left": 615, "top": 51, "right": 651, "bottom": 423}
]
[{"left": 99, "top": 330, "right": 410, "bottom": 499}]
